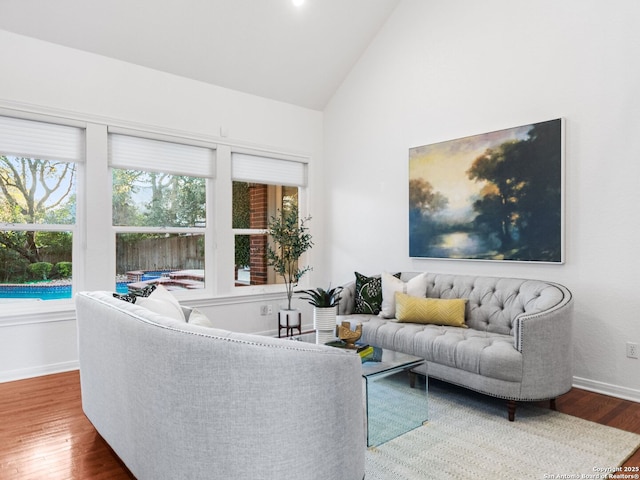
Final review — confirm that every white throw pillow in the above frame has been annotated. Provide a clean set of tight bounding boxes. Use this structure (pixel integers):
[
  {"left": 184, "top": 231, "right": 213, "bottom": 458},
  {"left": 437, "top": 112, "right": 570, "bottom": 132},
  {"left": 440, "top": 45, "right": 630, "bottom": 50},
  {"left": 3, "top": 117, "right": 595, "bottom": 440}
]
[
  {"left": 380, "top": 272, "right": 429, "bottom": 319},
  {"left": 137, "top": 284, "right": 185, "bottom": 322},
  {"left": 188, "top": 308, "right": 213, "bottom": 327}
]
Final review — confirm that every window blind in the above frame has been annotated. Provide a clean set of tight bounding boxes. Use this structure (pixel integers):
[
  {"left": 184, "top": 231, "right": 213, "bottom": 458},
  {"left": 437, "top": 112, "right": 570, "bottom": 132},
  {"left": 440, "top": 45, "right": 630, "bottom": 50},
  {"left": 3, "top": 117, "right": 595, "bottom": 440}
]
[
  {"left": 231, "top": 152, "right": 307, "bottom": 187},
  {"left": 0, "top": 115, "right": 84, "bottom": 163},
  {"left": 109, "top": 133, "right": 215, "bottom": 177}
]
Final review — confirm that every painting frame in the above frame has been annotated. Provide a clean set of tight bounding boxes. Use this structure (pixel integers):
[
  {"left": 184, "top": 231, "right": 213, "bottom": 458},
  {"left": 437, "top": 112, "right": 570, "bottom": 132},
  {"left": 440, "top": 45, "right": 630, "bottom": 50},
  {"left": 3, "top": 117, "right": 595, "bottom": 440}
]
[{"left": 409, "top": 119, "right": 565, "bottom": 264}]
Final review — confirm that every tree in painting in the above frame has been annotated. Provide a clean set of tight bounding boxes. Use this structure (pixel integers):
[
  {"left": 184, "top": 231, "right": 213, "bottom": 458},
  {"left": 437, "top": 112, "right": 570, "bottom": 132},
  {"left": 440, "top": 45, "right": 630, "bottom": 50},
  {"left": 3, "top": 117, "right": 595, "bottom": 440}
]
[
  {"left": 467, "top": 121, "right": 561, "bottom": 261},
  {"left": 408, "top": 178, "right": 449, "bottom": 255}
]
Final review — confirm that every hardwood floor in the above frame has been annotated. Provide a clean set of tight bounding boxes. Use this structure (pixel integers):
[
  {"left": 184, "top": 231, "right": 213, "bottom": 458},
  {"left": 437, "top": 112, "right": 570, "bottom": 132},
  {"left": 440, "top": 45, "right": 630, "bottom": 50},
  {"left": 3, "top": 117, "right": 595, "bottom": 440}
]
[
  {"left": 0, "top": 371, "right": 638, "bottom": 479},
  {"left": 0, "top": 371, "right": 134, "bottom": 480}
]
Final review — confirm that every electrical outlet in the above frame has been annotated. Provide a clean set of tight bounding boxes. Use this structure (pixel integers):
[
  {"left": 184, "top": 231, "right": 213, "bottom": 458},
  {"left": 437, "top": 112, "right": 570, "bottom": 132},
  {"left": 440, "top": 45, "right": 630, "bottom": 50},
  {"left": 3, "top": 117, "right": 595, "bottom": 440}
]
[
  {"left": 260, "top": 305, "right": 273, "bottom": 316},
  {"left": 627, "top": 342, "right": 639, "bottom": 359}
]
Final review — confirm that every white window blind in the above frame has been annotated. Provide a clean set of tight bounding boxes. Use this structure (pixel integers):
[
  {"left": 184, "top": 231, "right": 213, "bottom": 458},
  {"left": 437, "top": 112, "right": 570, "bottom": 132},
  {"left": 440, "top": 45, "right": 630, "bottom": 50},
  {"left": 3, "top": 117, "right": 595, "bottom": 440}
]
[
  {"left": 231, "top": 152, "right": 307, "bottom": 187},
  {"left": 109, "top": 134, "right": 215, "bottom": 177},
  {"left": 0, "top": 115, "right": 84, "bottom": 163}
]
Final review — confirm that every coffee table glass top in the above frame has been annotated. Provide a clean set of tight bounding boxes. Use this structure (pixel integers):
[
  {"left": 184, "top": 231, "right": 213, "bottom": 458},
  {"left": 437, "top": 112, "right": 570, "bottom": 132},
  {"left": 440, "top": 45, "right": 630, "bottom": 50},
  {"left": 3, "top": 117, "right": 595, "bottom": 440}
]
[{"left": 361, "top": 348, "right": 424, "bottom": 377}]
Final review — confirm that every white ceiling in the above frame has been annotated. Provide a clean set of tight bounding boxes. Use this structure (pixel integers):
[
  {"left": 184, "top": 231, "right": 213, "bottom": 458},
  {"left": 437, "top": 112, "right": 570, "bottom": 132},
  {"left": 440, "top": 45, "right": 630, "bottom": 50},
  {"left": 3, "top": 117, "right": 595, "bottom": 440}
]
[{"left": 0, "top": 0, "right": 400, "bottom": 110}]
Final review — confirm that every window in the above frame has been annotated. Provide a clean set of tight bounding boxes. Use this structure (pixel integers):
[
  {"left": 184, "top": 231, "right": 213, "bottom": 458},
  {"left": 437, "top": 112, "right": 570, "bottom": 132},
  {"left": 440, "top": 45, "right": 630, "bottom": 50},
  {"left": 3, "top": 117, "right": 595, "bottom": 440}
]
[
  {"left": 231, "top": 152, "right": 307, "bottom": 287},
  {"left": 0, "top": 109, "right": 309, "bottom": 312},
  {"left": 109, "top": 133, "right": 214, "bottom": 294},
  {"left": 0, "top": 116, "right": 83, "bottom": 303}
]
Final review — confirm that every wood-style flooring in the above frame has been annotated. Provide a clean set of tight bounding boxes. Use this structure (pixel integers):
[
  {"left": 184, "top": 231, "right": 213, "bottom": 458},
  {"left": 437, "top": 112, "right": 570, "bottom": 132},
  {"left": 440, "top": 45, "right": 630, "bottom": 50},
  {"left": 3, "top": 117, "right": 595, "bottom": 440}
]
[{"left": 0, "top": 370, "right": 638, "bottom": 479}]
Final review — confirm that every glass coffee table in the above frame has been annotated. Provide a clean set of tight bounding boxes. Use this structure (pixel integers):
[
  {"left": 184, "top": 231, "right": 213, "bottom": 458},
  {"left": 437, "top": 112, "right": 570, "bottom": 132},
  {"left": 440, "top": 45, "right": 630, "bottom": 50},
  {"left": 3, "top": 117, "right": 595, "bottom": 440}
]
[{"left": 362, "top": 348, "right": 427, "bottom": 447}]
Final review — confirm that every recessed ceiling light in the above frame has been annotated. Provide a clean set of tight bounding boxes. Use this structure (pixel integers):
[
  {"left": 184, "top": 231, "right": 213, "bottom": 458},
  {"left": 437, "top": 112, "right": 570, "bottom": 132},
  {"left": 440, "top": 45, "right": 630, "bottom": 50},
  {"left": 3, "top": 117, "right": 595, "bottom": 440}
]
[{"left": 292, "top": 0, "right": 305, "bottom": 6}]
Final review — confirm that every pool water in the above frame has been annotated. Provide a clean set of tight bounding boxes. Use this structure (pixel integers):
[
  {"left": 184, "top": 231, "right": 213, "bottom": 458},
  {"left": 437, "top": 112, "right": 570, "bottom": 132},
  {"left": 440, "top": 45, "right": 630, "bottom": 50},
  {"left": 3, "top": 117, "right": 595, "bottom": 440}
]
[{"left": 0, "top": 282, "right": 130, "bottom": 300}]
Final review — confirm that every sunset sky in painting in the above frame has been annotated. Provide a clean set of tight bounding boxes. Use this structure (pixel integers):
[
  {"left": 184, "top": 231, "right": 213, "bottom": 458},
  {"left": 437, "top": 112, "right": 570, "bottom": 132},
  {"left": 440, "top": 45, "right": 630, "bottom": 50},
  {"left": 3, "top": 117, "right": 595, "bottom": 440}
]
[{"left": 409, "top": 124, "right": 532, "bottom": 221}]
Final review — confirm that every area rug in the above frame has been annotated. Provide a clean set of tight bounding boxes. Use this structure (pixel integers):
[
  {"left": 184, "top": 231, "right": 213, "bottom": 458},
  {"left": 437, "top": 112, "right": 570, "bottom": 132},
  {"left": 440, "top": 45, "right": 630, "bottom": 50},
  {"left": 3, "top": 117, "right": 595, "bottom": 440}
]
[{"left": 365, "top": 377, "right": 640, "bottom": 479}]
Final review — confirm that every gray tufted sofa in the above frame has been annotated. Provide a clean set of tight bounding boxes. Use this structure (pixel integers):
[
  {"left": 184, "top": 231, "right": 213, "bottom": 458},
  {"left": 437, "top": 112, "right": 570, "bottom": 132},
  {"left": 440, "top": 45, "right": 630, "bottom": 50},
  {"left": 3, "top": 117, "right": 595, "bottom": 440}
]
[
  {"left": 337, "top": 272, "right": 573, "bottom": 421},
  {"left": 76, "top": 291, "right": 365, "bottom": 480}
]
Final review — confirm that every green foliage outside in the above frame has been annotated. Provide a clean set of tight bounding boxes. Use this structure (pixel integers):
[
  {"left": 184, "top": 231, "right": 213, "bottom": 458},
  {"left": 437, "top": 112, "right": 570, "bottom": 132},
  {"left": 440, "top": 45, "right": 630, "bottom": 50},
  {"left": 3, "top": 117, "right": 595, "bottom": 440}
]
[
  {"left": 54, "top": 261, "right": 73, "bottom": 278},
  {"left": 28, "top": 262, "right": 53, "bottom": 280},
  {"left": 233, "top": 182, "right": 251, "bottom": 268},
  {"left": 112, "top": 169, "right": 205, "bottom": 228}
]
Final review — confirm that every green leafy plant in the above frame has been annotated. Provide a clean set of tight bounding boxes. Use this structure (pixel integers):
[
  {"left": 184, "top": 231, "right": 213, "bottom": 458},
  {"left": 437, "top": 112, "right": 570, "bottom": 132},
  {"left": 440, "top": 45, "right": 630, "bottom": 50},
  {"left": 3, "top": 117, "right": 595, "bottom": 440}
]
[
  {"left": 28, "top": 262, "right": 53, "bottom": 281},
  {"left": 297, "top": 285, "right": 343, "bottom": 308},
  {"left": 266, "top": 209, "right": 313, "bottom": 310},
  {"left": 54, "top": 261, "right": 73, "bottom": 278}
]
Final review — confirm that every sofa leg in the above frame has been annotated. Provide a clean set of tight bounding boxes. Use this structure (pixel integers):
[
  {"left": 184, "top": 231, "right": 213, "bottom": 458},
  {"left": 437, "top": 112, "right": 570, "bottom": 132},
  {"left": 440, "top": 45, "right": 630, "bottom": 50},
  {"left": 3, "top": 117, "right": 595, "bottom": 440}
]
[
  {"left": 507, "top": 400, "right": 516, "bottom": 421},
  {"left": 550, "top": 398, "right": 557, "bottom": 411}
]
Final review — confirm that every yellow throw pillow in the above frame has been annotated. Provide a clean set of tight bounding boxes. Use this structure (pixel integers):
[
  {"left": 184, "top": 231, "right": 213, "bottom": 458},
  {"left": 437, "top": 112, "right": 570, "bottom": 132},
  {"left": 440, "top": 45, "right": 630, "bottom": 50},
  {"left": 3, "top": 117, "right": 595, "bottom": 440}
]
[{"left": 395, "top": 292, "right": 468, "bottom": 328}]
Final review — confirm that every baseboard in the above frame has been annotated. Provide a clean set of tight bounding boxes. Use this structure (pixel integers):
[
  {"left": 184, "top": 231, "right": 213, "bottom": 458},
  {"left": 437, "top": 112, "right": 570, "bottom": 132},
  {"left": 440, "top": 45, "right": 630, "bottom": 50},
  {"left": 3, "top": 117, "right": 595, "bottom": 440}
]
[
  {"left": 573, "top": 376, "right": 640, "bottom": 403},
  {"left": 0, "top": 361, "right": 79, "bottom": 383}
]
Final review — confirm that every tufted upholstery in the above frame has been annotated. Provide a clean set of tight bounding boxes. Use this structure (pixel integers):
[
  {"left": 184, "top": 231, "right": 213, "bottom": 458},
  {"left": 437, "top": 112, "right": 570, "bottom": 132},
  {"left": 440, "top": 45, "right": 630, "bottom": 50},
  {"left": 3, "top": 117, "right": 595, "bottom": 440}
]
[
  {"left": 338, "top": 272, "right": 573, "bottom": 420},
  {"left": 404, "top": 273, "right": 565, "bottom": 336},
  {"left": 363, "top": 319, "right": 522, "bottom": 382}
]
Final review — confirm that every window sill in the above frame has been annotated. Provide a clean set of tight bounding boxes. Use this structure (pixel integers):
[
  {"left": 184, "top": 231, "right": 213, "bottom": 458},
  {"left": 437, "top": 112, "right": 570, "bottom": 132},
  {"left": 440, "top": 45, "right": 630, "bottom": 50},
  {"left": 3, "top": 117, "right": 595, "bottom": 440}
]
[{"left": 0, "top": 298, "right": 76, "bottom": 326}]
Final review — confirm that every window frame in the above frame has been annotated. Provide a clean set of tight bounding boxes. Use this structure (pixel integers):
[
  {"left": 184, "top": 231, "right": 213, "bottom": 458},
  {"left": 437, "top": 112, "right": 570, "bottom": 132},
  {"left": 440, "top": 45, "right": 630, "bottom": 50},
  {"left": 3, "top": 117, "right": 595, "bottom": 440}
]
[
  {"left": 0, "top": 112, "right": 85, "bottom": 310},
  {"left": 108, "top": 129, "right": 217, "bottom": 300},
  {"left": 230, "top": 149, "right": 310, "bottom": 295}
]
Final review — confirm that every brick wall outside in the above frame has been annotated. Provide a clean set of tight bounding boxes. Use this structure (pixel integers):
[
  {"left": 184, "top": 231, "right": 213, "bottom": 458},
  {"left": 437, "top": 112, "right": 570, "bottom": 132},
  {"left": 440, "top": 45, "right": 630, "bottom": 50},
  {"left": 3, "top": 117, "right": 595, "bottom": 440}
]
[{"left": 249, "top": 184, "right": 268, "bottom": 285}]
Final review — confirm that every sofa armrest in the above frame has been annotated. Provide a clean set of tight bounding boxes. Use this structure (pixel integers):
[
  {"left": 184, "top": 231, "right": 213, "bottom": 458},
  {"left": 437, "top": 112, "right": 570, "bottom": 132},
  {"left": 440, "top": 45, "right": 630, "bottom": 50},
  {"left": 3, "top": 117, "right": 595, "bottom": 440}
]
[
  {"left": 514, "top": 285, "right": 574, "bottom": 399},
  {"left": 338, "top": 281, "right": 356, "bottom": 315}
]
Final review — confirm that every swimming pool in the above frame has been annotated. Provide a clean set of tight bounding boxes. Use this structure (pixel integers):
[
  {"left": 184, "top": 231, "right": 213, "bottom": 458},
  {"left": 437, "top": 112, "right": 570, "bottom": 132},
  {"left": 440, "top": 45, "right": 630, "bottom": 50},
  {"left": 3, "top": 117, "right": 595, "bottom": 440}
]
[{"left": 0, "top": 282, "right": 130, "bottom": 300}]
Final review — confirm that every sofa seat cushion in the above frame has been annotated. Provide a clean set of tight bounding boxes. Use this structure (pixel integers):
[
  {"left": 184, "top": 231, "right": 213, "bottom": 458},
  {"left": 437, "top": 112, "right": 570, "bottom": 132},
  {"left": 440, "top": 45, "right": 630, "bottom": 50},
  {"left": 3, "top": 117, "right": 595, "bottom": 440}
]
[{"left": 361, "top": 318, "right": 523, "bottom": 383}]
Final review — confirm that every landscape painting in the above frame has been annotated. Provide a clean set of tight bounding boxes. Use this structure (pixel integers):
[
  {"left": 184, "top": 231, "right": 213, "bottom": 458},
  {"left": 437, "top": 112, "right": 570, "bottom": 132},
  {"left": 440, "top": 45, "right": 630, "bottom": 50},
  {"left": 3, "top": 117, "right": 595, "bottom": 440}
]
[{"left": 409, "top": 119, "right": 563, "bottom": 263}]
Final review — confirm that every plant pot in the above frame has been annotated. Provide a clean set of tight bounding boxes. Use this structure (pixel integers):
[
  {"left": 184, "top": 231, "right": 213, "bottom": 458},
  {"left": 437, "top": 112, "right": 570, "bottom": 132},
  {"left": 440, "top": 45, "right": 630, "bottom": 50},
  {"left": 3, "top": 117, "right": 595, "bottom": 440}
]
[
  {"left": 313, "top": 306, "right": 337, "bottom": 330},
  {"left": 313, "top": 306, "right": 337, "bottom": 344},
  {"left": 315, "top": 330, "right": 335, "bottom": 345}
]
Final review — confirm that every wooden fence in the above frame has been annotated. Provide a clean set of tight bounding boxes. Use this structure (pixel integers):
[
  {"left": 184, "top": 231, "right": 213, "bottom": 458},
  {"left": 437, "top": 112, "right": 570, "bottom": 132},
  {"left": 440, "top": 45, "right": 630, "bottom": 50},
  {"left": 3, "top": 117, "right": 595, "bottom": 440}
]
[{"left": 116, "top": 235, "right": 204, "bottom": 274}]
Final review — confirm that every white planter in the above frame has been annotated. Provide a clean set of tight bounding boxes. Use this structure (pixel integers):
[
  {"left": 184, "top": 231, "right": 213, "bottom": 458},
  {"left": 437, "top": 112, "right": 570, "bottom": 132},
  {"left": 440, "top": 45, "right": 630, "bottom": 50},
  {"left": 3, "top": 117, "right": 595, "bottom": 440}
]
[
  {"left": 314, "top": 306, "right": 337, "bottom": 344},
  {"left": 316, "top": 330, "right": 335, "bottom": 345},
  {"left": 313, "top": 306, "right": 337, "bottom": 330}
]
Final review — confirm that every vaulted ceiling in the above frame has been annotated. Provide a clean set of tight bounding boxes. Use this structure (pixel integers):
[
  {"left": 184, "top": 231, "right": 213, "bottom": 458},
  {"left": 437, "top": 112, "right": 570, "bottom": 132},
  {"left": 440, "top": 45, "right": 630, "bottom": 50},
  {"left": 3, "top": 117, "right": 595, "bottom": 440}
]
[{"left": 0, "top": 0, "right": 400, "bottom": 110}]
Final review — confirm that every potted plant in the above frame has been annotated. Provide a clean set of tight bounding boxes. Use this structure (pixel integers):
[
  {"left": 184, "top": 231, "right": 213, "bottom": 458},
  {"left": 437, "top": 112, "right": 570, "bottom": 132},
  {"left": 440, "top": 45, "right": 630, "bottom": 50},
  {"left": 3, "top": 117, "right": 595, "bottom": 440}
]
[
  {"left": 266, "top": 208, "right": 313, "bottom": 336},
  {"left": 298, "top": 285, "right": 343, "bottom": 344},
  {"left": 298, "top": 285, "right": 343, "bottom": 308}
]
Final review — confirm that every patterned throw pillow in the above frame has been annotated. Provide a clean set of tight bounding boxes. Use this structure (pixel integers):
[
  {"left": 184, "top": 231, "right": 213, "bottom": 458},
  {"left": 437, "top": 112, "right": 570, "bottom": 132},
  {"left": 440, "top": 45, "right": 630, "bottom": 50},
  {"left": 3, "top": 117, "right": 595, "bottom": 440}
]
[
  {"left": 113, "top": 292, "right": 137, "bottom": 303},
  {"left": 353, "top": 272, "right": 400, "bottom": 315},
  {"left": 113, "top": 283, "right": 157, "bottom": 303}
]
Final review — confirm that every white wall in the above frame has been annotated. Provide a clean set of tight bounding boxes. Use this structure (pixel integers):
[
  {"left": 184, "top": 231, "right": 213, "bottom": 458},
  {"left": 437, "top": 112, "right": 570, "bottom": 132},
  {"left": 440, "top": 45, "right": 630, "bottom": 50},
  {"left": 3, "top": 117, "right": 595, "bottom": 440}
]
[
  {"left": 0, "top": 29, "right": 322, "bottom": 381},
  {"left": 324, "top": 0, "right": 640, "bottom": 400}
]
